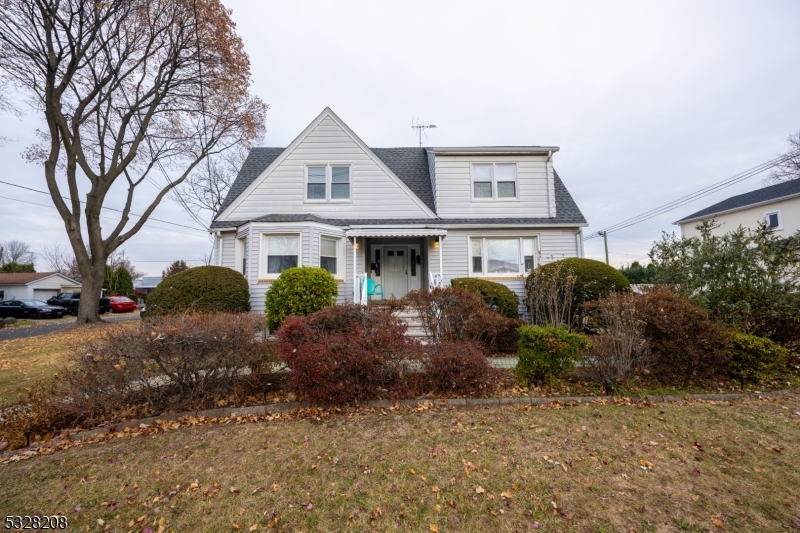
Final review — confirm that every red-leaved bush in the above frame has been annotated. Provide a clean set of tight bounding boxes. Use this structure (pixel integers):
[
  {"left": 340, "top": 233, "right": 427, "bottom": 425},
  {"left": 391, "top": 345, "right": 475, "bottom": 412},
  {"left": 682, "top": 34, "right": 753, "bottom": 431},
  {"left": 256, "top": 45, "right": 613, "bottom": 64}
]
[
  {"left": 423, "top": 340, "right": 498, "bottom": 396},
  {"left": 276, "top": 305, "right": 422, "bottom": 404}
]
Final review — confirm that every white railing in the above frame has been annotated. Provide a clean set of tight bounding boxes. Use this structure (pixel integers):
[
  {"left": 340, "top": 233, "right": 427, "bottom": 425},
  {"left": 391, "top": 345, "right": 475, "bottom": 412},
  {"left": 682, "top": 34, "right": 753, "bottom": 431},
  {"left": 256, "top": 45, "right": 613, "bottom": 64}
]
[
  {"left": 355, "top": 273, "right": 369, "bottom": 305},
  {"left": 429, "top": 272, "right": 444, "bottom": 289}
]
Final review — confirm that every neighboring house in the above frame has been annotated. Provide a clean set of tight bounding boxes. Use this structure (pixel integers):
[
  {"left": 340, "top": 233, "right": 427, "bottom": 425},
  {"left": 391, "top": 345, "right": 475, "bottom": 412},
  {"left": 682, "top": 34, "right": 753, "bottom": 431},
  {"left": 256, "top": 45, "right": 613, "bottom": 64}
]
[
  {"left": 133, "top": 276, "right": 163, "bottom": 298},
  {"left": 0, "top": 272, "right": 82, "bottom": 301},
  {"left": 676, "top": 179, "right": 800, "bottom": 240},
  {"left": 211, "top": 108, "right": 588, "bottom": 317}
]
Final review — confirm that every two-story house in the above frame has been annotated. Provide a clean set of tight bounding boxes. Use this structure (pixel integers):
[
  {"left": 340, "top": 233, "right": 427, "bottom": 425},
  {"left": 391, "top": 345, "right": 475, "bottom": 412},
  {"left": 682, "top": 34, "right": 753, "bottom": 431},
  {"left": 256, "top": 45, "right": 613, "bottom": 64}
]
[{"left": 210, "top": 108, "right": 588, "bottom": 317}]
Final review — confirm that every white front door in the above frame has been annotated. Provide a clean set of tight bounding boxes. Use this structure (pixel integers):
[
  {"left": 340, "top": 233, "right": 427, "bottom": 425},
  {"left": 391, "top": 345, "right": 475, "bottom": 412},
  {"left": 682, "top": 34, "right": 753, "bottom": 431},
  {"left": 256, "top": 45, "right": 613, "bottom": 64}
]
[{"left": 383, "top": 247, "right": 409, "bottom": 298}]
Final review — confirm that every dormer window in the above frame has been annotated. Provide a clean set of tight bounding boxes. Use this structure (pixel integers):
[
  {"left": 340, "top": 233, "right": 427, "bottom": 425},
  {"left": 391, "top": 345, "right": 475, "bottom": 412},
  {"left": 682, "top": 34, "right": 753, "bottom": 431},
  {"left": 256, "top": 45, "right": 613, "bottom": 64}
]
[
  {"left": 471, "top": 163, "right": 518, "bottom": 200},
  {"left": 305, "top": 164, "right": 351, "bottom": 202}
]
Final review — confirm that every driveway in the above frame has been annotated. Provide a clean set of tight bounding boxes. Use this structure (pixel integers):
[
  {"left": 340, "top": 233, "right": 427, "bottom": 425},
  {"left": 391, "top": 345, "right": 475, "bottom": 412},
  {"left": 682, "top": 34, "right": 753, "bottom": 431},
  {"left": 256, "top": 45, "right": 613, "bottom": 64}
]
[{"left": 0, "top": 313, "right": 140, "bottom": 342}]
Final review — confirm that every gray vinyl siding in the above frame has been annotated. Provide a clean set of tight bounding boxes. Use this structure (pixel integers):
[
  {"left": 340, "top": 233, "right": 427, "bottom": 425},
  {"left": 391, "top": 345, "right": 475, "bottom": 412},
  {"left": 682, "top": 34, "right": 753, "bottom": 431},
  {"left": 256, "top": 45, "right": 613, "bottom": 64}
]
[
  {"left": 433, "top": 155, "right": 556, "bottom": 219},
  {"left": 221, "top": 117, "right": 432, "bottom": 222},
  {"left": 219, "top": 231, "right": 237, "bottom": 269},
  {"left": 438, "top": 228, "right": 581, "bottom": 318}
]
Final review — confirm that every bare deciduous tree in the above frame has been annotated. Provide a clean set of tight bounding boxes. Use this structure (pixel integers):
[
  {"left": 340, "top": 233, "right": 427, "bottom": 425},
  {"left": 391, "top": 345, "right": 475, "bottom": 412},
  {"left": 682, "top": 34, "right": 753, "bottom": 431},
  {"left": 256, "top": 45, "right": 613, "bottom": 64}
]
[
  {"left": 0, "top": 239, "right": 36, "bottom": 265},
  {"left": 172, "top": 143, "right": 252, "bottom": 226},
  {"left": 0, "top": 79, "right": 19, "bottom": 145},
  {"left": 107, "top": 249, "right": 144, "bottom": 280},
  {"left": 767, "top": 130, "right": 800, "bottom": 184},
  {"left": 40, "top": 242, "right": 79, "bottom": 279},
  {"left": 0, "top": 0, "right": 267, "bottom": 323}
]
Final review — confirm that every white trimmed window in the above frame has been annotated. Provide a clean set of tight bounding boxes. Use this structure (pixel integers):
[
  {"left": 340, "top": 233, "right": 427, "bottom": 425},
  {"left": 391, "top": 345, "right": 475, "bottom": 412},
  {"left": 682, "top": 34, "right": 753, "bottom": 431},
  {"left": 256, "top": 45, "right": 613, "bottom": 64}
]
[
  {"left": 765, "top": 210, "right": 782, "bottom": 230},
  {"left": 261, "top": 234, "right": 300, "bottom": 278},
  {"left": 320, "top": 237, "right": 339, "bottom": 275},
  {"left": 470, "top": 237, "right": 537, "bottom": 275},
  {"left": 305, "top": 164, "right": 351, "bottom": 202},
  {"left": 471, "top": 163, "right": 518, "bottom": 200}
]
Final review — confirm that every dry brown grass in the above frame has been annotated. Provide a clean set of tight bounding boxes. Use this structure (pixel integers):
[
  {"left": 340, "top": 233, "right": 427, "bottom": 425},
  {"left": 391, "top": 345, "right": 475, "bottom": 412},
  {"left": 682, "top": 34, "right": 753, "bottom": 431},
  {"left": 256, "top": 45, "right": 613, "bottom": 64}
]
[
  {"left": 1, "top": 395, "right": 799, "bottom": 532},
  {"left": 0, "top": 323, "right": 134, "bottom": 405}
]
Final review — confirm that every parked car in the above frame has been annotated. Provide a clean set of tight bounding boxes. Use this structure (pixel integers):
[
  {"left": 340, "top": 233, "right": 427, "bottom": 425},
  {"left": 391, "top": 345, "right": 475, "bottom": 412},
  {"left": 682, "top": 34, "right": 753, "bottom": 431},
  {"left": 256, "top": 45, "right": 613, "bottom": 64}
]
[
  {"left": 108, "top": 296, "right": 137, "bottom": 313},
  {"left": 0, "top": 300, "right": 67, "bottom": 319},
  {"left": 47, "top": 292, "right": 112, "bottom": 316}
]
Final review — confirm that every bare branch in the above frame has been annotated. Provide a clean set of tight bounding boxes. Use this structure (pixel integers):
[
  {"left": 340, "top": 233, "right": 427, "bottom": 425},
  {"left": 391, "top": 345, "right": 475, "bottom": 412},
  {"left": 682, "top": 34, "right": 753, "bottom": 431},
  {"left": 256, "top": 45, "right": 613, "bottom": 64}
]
[{"left": 766, "top": 130, "right": 800, "bottom": 184}]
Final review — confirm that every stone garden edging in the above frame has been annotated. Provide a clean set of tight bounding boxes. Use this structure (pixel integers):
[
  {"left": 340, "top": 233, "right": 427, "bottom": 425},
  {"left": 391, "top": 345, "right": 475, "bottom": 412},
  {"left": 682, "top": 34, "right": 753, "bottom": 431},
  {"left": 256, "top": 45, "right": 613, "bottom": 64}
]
[{"left": 7, "top": 387, "right": 792, "bottom": 456}]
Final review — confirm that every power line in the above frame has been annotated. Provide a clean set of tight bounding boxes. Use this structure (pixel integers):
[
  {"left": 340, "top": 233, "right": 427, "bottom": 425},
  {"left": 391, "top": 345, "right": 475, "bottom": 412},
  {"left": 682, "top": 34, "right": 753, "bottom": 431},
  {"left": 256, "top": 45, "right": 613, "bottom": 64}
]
[
  {"left": 0, "top": 180, "right": 207, "bottom": 232},
  {"left": 0, "top": 195, "right": 207, "bottom": 238},
  {"left": 585, "top": 149, "right": 800, "bottom": 240}
]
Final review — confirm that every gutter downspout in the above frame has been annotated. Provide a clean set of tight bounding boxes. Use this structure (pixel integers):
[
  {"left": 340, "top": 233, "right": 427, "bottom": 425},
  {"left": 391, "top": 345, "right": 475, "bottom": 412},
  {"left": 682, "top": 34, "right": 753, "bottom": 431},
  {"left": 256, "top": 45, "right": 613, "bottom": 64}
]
[{"left": 546, "top": 150, "right": 554, "bottom": 218}]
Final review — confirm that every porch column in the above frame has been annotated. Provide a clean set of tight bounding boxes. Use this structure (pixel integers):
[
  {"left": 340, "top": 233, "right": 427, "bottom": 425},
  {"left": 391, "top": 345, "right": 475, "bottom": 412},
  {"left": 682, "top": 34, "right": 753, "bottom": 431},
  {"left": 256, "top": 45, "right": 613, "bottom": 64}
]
[
  {"left": 438, "top": 235, "right": 443, "bottom": 280},
  {"left": 353, "top": 237, "right": 357, "bottom": 303}
]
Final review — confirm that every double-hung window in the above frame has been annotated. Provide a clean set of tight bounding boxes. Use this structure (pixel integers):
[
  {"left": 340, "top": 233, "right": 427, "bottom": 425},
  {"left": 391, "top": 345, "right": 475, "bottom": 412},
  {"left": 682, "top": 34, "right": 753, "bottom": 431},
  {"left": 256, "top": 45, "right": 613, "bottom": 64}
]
[
  {"left": 470, "top": 237, "right": 537, "bottom": 275},
  {"left": 262, "top": 234, "right": 299, "bottom": 277},
  {"left": 306, "top": 165, "right": 351, "bottom": 202},
  {"left": 320, "top": 237, "right": 339, "bottom": 275},
  {"left": 765, "top": 210, "right": 782, "bottom": 230},
  {"left": 471, "top": 163, "right": 518, "bottom": 200}
]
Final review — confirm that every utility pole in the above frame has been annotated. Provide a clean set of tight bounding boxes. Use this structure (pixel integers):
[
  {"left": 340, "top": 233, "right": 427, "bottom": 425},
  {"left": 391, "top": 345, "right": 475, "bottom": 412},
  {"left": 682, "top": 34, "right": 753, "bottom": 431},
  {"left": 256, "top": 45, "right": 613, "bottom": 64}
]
[{"left": 598, "top": 231, "right": 609, "bottom": 265}]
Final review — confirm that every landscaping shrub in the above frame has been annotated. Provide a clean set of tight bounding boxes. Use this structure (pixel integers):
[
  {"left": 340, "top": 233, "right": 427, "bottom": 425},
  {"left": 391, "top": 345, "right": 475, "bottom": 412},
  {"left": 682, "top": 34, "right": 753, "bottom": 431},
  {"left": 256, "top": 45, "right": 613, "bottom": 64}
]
[
  {"left": 146, "top": 266, "right": 249, "bottom": 316},
  {"left": 265, "top": 266, "right": 337, "bottom": 331},
  {"left": 0, "top": 313, "right": 276, "bottom": 449},
  {"left": 728, "top": 332, "right": 789, "bottom": 381},
  {"left": 422, "top": 340, "right": 497, "bottom": 396},
  {"left": 276, "top": 305, "right": 421, "bottom": 405},
  {"left": 402, "top": 287, "right": 520, "bottom": 353},
  {"left": 451, "top": 278, "right": 519, "bottom": 319},
  {"left": 582, "top": 292, "right": 649, "bottom": 381},
  {"left": 635, "top": 287, "right": 730, "bottom": 386},
  {"left": 103, "top": 264, "right": 134, "bottom": 298},
  {"left": 531, "top": 258, "right": 630, "bottom": 319},
  {"left": 517, "top": 325, "right": 592, "bottom": 386}
]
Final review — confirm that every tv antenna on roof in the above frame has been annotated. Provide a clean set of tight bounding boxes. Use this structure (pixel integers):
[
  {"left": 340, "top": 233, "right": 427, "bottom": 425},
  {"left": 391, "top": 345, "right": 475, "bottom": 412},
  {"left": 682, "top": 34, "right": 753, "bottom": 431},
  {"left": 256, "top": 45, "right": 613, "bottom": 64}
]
[{"left": 411, "top": 117, "right": 436, "bottom": 147}]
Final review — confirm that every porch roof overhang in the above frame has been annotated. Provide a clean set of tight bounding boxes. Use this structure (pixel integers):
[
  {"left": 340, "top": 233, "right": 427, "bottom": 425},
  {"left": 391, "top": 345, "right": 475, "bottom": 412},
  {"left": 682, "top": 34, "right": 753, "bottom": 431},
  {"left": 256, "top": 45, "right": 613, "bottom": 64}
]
[{"left": 345, "top": 228, "right": 447, "bottom": 238}]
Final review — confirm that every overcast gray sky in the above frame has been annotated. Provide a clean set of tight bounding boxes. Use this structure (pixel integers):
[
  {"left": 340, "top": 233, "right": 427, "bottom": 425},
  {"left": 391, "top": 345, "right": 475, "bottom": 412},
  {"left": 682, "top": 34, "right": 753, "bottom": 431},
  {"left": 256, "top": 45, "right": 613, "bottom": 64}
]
[{"left": 1, "top": 0, "right": 799, "bottom": 275}]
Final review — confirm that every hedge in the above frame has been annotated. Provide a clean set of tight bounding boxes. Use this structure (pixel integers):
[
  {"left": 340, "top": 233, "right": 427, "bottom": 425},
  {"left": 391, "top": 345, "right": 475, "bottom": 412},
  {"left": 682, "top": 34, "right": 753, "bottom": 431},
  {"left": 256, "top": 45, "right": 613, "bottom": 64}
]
[
  {"left": 516, "top": 325, "right": 591, "bottom": 386},
  {"left": 146, "top": 266, "right": 250, "bottom": 316},
  {"left": 265, "top": 266, "right": 338, "bottom": 331},
  {"left": 451, "top": 278, "right": 520, "bottom": 319},
  {"left": 531, "top": 258, "right": 630, "bottom": 314},
  {"left": 728, "top": 332, "right": 789, "bottom": 381}
]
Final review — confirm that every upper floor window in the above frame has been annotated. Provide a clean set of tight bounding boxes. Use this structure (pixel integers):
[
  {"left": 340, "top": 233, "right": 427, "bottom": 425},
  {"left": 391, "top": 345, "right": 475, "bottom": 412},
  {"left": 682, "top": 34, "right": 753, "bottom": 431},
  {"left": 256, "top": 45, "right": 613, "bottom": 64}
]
[
  {"left": 306, "top": 165, "right": 351, "bottom": 202},
  {"left": 765, "top": 210, "right": 782, "bottom": 230},
  {"left": 472, "top": 163, "right": 518, "bottom": 200}
]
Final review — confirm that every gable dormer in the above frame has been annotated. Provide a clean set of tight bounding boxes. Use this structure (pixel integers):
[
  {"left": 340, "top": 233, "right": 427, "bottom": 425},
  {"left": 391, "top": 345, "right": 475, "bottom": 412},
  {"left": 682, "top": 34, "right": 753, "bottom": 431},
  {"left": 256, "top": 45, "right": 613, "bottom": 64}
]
[
  {"left": 430, "top": 147, "right": 559, "bottom": 219},
  {"left": 215, "top": 108, "right": 436, "bottom": 223}
]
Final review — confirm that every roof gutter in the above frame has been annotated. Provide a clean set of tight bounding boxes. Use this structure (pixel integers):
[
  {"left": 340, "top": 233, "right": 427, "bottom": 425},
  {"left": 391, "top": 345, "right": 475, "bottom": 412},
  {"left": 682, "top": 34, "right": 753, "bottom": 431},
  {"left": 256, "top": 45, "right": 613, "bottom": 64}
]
[{"left": 433, "top": 146, "right": 560, "bottom": 156}]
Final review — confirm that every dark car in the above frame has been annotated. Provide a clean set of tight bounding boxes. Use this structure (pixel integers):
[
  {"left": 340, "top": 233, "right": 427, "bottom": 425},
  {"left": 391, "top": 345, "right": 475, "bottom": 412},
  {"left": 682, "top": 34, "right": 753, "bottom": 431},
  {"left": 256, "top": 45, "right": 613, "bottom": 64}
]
[
  {"left": 0, "top": 299, "right": 66, "bottom": 319},
  {"left": 109, "top": 296, "right": 137, "bottom": 313},
  {"left": 47, "top": 292, "right": 112, "bottom": 316}
]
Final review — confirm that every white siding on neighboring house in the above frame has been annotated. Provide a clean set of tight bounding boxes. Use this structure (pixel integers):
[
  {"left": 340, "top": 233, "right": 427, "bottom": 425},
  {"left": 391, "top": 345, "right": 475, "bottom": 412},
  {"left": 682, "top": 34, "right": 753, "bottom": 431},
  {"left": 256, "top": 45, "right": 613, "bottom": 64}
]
[
  {"left": 679, "top": 195, "right": 800, "bottom": 239},
  {"left": 220, "top": 116, "right": 433, "bottom": 222},
  {"left": 433, "top": 155, "right": 556, "bottom": 219},
  {"left": 0, "top": 285, "right": 26, "bottom": 300}
]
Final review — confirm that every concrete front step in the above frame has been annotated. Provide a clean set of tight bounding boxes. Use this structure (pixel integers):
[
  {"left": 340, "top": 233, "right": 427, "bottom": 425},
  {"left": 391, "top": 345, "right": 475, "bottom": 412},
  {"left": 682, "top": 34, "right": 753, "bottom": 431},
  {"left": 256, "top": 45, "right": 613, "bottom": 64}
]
[{"left": 393, "top": 309, "right": 431, "bottom": 340}]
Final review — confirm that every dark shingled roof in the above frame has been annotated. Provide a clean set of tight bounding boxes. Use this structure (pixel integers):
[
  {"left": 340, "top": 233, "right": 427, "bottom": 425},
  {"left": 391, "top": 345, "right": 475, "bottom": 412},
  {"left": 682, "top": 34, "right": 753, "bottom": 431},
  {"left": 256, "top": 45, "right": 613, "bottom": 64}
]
[
  {"left": 676, "top": 178, "right": 800, "bottom": 223},
  {"left": 211, "top": 147, "right": 587, "bottom": 229}
]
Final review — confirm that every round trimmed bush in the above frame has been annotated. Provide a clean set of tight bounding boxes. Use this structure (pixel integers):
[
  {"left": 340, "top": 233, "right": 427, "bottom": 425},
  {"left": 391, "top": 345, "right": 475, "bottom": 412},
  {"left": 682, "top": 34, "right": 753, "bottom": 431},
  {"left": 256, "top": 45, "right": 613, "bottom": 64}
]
[
  {"left": 530, "top": 258, "right": 630, "bottom": 315},
  {"left": 265, "top": 266, "right": 337, "bottom": 331},
  {"left": 451, "top": 278, "right": 519, "bottom": 319},
  {"left": 728, "top": 332, "right": 789, "bottom": 381},
  {"left": 146, "top": 266, "right": 250, "bottom": 316}
]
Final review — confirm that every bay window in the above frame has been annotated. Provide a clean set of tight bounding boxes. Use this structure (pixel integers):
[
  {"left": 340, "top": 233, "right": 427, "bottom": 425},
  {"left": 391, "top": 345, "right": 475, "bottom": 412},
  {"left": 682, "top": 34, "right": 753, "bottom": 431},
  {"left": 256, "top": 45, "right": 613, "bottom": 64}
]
[
  {"left": 320, "top": 237, "right": 339, "bottom": 275},
  {"left": 262, "top": 234, "right": 299, "bottom": 277}
]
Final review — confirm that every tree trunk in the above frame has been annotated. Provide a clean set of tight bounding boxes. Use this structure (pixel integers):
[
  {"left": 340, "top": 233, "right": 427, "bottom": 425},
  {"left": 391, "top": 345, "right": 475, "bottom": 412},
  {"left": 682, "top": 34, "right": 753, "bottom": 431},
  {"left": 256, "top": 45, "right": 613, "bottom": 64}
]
[{"left": 76, "top": 260, "right": 107, "bottom": 324}]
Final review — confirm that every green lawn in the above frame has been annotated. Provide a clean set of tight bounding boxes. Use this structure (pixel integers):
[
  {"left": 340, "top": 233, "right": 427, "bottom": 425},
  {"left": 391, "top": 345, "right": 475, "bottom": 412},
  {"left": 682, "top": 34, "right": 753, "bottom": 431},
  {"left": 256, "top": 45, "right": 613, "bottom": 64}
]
[{"left": 2, "top": 394, "right": 799, "bottom": 532}]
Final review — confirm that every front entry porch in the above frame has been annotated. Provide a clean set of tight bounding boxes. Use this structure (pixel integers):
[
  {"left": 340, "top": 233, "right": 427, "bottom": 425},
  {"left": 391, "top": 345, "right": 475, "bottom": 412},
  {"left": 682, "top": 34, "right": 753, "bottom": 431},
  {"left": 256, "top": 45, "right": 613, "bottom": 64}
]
[{"left": 346, "top": 228, "right": 446, "bottom": 304}]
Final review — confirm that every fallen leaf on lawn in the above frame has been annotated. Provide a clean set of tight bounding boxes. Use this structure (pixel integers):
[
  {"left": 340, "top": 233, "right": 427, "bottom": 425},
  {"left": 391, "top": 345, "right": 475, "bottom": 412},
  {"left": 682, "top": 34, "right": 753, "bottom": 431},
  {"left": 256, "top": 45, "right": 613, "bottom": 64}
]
[
  {"left": 432, "top": 486, "right": 440, "bottom": 493},
  {"left": 712, "top": 518, "right": 726, "bottom": 529},
  {"left": 409, "top": 469, "right": 416, "bottom": 474},
  {"left": 231, "top": 523, "right": 241, "bottom": 530},
  {"left": 249, "top": 526, "right": 258, "bottom": 531},
  {"left": 429, "top": 524, "right": 438, "bottom": 532},
  {"left": 753, "top": 466, "right": 762, "bottom": 472},
  {"left": 475, "top": 486, "right": 486, "bottom": 494},
  {"left": 501, "top": 490, "right": 513, "bottom": 499},
  {"left": 270, "top": 483, "right": 279, "bottom": 492},
  {"left": 691, "top": 468, "right": 701, "bottom": 476}
]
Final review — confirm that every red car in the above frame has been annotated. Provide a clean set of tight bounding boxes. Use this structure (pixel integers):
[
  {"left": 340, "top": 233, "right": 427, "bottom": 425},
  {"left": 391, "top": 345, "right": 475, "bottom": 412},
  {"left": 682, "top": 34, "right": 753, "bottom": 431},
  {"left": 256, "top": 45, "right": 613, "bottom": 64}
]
[{"left": 108, "top": 296, "right": 137, "bottom": 313}]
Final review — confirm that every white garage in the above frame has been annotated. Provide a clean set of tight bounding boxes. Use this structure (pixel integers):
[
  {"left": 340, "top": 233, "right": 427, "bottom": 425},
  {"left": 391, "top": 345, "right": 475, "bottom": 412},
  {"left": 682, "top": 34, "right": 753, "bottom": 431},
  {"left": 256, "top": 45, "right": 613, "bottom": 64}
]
[{"left": 0, "top": 272, "right": 81, "bottom": 301}]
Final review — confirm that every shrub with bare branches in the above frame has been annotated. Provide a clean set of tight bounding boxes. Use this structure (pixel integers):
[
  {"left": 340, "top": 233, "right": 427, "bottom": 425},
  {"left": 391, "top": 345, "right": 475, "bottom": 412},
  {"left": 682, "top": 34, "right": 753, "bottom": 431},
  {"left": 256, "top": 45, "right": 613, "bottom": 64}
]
[
  {"left": 582, "top": 293, "right": 649, "bottom": 381},
  {"left": 525, "top": 262, "right": 576, "bottom": 328}
]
